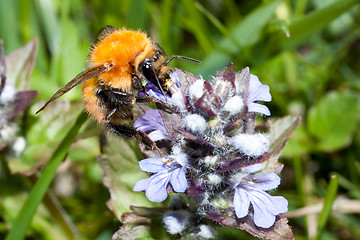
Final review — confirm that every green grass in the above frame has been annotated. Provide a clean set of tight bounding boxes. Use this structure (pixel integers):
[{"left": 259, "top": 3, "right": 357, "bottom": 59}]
[{"left": 1, "top": 0, "right": 360, "bottom": 239}]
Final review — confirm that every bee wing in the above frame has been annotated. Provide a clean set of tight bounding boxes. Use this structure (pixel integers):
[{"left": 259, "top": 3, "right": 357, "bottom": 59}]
[{"left": 36, "top": 62, "right": 114, "bottom": 114}]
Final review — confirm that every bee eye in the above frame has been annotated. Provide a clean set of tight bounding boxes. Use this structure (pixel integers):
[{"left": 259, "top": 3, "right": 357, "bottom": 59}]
[
  {"left": 139, "top": 59, "right": 155, "bottom": 82},
  {"left": 152, "top": 52, "right": 159, "bottom": 62}
]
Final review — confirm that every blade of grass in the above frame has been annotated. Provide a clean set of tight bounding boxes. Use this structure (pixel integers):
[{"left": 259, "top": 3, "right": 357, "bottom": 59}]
[
  {"left": 0, "top": 1, "right": 21, "bottom": 53},
  {"left": 259, "top": 0, "right": 360, "bottom": 59},
  {"left": 28, "top": 175, "right": 82, "bottom": 239},
  {"left": 312, "top": 174, "right": 339, "bottom": 240},
  {"left": 181, "top": 0, "right": 214, "bottom": 54},
  {"left": 196, "top": 0, "right": 282, "bottom": 77},
  {"left": 337, "top": 173, "right": 360, "bottom": 200},
  {"left": 33, "top": 0, "right": 60, "bottom": 56},
  {"left": 5, "top": 111, "right": 88, "bottom": 240},
  {"left": 294, "top": 0, "right": 308, "bottom": 18},
  {"left": 158, "top": 0, "right": 173, "bottom": 53},
  {"left": 293, "top": 155, "right": 305, "bottom": 205},
  {"left": 195, "top": 2, "right": 231, "bottom": 38}
]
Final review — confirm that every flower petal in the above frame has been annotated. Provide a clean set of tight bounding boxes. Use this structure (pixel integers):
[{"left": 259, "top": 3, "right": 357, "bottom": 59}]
[
  {"left": 248, "top": 102, "right": 271, "bottom": 116},
  {"left": 139, "top": 158, "right": 166, "bottom": 173},
  {"left": 146, "top": 172, "right": 171, "bottom": 202},
  {"left": 233, "top": 187, "right": 250, "bottom": 219},
  {"left": 134, "top": 109, "right": 170, "bottom": 141},
  {"left": 243, "top": 163, "right": 263, "bottom": 173},
  {"left": 252, "top": 173, "right": 281, "bottom": 191},
  {"left": 133, "top": 178, "right": 151, "bottom": 192},
  {"left": 249, "top": 75, "right": 271, "bottom": 102},
  {"left": 148, "top": 130, "right": 170, "bottom": 142},
  {"left": 247, "top": 74, "right": 272, "bottom": 116},
  {"left": 169, "top": 167, "right": 188, "bottom": 193},
  {"left": 247, "top": 188, "right": 288, "bottom": 228}
]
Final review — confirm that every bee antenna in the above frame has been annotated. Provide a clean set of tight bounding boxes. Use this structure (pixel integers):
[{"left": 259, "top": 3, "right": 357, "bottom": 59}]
[{"left": 166, "top": 55, "right": 201, "bottom": 64}]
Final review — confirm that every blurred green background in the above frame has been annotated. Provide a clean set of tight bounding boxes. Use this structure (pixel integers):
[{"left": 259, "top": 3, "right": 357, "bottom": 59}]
[{"left": 1, "top": 0, "right": 360, "bottom": 239}]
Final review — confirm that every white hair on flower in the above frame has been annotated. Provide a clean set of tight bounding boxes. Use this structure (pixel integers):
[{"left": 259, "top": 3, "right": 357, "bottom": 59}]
[
  {"left": 183, "top": 114, "right": 207, "bottom": 134},
  {"left": 189, "top": 79, "right": 205, "bottom": 100},
  {"left": 222, "top": 95, "right": 244, "bottom": 115},
  {"left": 229, "top": 133, "right": 270, "bottom": 157}
]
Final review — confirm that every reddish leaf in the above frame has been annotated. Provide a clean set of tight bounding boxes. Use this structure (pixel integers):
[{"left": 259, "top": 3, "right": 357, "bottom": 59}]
[
  {"left": 8, "top": 90, "right": 38, "bottom": 119},
  {"left": 215, "top": 62, "right": 236, "bottom": 89},
  {"left": 217, "top": 152, "right": 272, "bottom": 172},
  {"left": 208, "top": 210, "right": 294, "bottom": 240},
  {"left": 6, "top": 38, "right": 38, "bottom": 89}
]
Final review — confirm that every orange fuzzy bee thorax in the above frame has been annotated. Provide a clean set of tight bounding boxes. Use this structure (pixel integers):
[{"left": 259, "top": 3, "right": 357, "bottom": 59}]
[{"left": 88, "top": 29, "right": 155, "bottom": 92}]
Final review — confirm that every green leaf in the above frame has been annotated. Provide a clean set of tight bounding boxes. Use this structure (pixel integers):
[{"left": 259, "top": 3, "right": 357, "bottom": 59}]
[
  {"left": 265, "top": 114, "right": 302, "bottom": 174},
  {"left": 307, "top": 91, "right": 358, "bottom": 151},
  {"left": 8, "top": 102, "right": 83, "bottom": 175},
  {"left": 112, "top": 207, "right": 168, "bottom": 240},
  {"left": 97, "top": 133, "right": 160, "bottom": 220},
  {"left": 5, "top": 111, "right": 87, "bottom": 240}
]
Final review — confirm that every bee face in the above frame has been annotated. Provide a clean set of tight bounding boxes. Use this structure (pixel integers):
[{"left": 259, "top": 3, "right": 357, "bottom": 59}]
[{"left": 137, "top": 46, "right": 171, "bottom": 94}]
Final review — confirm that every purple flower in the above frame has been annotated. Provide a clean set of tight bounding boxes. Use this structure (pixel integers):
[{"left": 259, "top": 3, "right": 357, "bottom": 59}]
[
  {"left": 231, "top": 164, "right": 288, "bottom": 228},
  {"left": 133, "top": 154, "right": 188, "bottom": 202},
  {"left": 248, "top": 74, "right": 271, "bottom": 116},
  {"left": 134, "top": 109, "right": 170, "bottom": 142}
]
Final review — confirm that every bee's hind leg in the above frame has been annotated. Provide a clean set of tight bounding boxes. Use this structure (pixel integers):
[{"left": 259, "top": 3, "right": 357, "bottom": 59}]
[{"left": 106, "top": 122, "right": 161, "bottom": 153}]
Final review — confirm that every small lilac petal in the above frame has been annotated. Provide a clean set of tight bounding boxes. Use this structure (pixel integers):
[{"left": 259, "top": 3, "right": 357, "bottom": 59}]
[
  {"left": 169, "top": 168, "right": 188, "bottom": 193},
  {"left": 249, "top": 75, "right": 271, "bottom": 102},
  {"left": 139, "top": 158, "right": 166, "bottom": 173},
  {"left": 133, "top": 178, "right": 151, "bottom": 192},
  {"left": 148, "top": 130, "right": 169, "bottom": 142},
  {"left": 253, "top": 85, "right": 271, "bottom": 102},
  {"left": 248, "top": 189, "right": 275, "bottom": 228},
  {"left": 146, "top": 173, "right": 171, "bottom": 202},
  {"left": 134, "top": 109, "right": 169, "bottom": 141},
  {"left": 233, "top": 188, "right": 250, "bottom": 219},
  {"left": 249, "top": 75, "right": 271, "bottom": 100},
  {"left": 133, "top": 109, "right": 159, "bottom": 129},
  {"left": 250, "top": 189, "right": 288, "bottom": 215},
  {"left": 249, "top": 74, "right": 262, "bottom": 90},
  {"left": 148, "top": 89, "right": 166, "bottom": 102},
  {"left": 248, "top": 102, "right": 271, "bottom": 116},
  {"left": 248, "top": 189, "right": 288, "bottom": 228},
  {"left": 269, "top": 196, "right": 288, "bottom": 215},
  {"left": 247, "top": 74, "right": 272, "bottom": 116},
  {"left": 133, "top": 118, "right": 149, "bottom": 130},
  {"left": 243, "top": 163, "right": 263, "bottom": 173},
  {"left": 252, "top": 173, "right": 281, "bottom": 191},
  {"left": 253, "top": 201, "right": 276, "bottom": 228}
]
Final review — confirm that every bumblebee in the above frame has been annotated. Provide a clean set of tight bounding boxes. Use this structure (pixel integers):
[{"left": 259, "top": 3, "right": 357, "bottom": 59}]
[{"left": 36, "top": 26, "right": 199, "bottom": 151}]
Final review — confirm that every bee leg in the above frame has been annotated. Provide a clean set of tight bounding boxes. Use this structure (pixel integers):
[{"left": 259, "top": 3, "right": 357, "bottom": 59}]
[
  {"left": 106, "top": 122, "right": 161, "bottom": 153},
  {"left": 105, "top": 108, "right": 117, "bottom": 122}
]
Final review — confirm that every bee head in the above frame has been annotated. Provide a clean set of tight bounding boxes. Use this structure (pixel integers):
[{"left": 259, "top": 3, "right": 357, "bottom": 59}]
[{"left": 138, "top": 47, "right": 172, "bottom": 95}]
